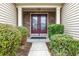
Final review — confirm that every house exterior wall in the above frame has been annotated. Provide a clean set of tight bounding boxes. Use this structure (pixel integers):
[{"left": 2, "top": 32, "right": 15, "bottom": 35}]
[
  {"left": 23, "top": 12, "right": 30, "bottom": 33},
  {"left": 23, "top": 12, "right": 56, "bottom": 34},
  {"left": 0, "top": 3, "right": 17, "bottom": 26},
  {"left": 61, "top": 3, "right": 79, "bottom": 39}
]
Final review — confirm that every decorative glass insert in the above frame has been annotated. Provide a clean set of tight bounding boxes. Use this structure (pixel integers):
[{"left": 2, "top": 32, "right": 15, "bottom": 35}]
[
  {"left": 32, "top": 16, "right": 38, "bottom": 31},
  {"left": 41, "top": 16, "right": 46, "bottom": 31}
]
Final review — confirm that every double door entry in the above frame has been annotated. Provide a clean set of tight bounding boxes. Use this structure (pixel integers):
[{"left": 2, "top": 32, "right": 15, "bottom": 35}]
[{"left": 31, "top": 14, "right": 47, "bottom": 34}]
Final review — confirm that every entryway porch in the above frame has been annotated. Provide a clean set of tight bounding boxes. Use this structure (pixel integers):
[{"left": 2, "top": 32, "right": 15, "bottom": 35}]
[{"left": 16, "top": 3, "right": 62, "bottom": 42}]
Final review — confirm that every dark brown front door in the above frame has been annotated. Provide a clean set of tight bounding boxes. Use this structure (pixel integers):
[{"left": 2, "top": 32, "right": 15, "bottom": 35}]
[{"left": 31, "top": 14, "right": 47, "bottom": 34}]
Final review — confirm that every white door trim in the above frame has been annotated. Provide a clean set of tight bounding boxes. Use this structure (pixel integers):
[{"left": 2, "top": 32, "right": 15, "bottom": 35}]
[{"left": 30, "top": 13, "right": 49, "bottom": 37}]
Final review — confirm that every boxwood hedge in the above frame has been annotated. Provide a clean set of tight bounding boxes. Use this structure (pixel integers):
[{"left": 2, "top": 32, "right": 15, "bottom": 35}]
[
  {"left": 0, "top": 23, "right": 22, "bottom": 56},
  {"left": 49, "top": 34, "right": 79, "bottom": 56},
  {"left": 18, "top": 26, "right": 29, "bottom": 45},
  {"left": 48, "top": 24, "right": 64, "bottom": 38},
  {"left": 18, "top": 26, "right": 29, "bottom": 38}
]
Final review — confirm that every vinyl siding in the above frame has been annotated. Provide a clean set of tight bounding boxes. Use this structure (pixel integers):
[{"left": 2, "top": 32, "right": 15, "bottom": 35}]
[
  {"left": 0, "top": 3, "right": 17, "bottom": 26},
  {"left": 61, "top": 3, "right": 79, "bottom": 39}
]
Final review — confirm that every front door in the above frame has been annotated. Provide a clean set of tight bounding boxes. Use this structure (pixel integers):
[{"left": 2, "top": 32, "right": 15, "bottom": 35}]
[{"left": 31, "top": 14, "right": 47, "bottom": 34}]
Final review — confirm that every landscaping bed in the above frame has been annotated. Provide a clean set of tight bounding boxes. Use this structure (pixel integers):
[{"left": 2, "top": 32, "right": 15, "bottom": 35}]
[
  {"left": 47, "top": 34, "right": 79, "bottom": 56},
  {"left": 16, "top": 42, "right": 32, "bottom": 56},
  {"left": 0, "top": 23, "right": 30, "bottom": 56},
  {"left": 46, "top": 42, "right": 52, "bottom": 56},
  {"left": 16, "top": 26, "right": 32, "bottom": 56},
  {"left": 48, "top": 24, "right": 79, "bottom": 56}
]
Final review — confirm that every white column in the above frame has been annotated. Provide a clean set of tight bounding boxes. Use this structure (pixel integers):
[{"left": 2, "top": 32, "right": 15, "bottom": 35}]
[
  {"left": 18, "top": 7, "right": 22, "bottom": 26},
  {"left": 56, "top": 7, "right": 60, "bottom": 24}
]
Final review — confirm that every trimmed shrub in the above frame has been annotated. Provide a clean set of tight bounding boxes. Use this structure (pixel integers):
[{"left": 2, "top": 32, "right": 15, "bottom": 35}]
[
  {"left": 18, "top": 26, "right": 29, "bottom": 38},
  {"left": 18, "top": 26, "right": 29, "bottom": 45},
  {"left": 48, "top": 24, "right": 64, "bottom": 37},
  {"left": 0, "top": 23, "right": 21, "bottom": 56},
  {"left": 49, "top": 34, "right": 79, "bottom": 56}
]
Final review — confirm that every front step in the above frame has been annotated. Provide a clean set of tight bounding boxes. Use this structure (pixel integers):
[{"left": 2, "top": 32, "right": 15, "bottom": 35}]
[{"left": 30, "top": 34, "right": 48, "bottom": 37}]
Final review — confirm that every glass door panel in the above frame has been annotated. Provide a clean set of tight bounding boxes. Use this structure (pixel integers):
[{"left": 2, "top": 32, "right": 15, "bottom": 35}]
[
  {"left": 31, "top": 16, "right": 38, "bottom": 33},
  {"left": 40, "top": 15, "right": 47, "bottom": 33}
]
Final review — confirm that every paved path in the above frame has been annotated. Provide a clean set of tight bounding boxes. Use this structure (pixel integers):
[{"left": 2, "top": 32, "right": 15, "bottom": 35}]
[{"left": 28, "top": 42, "right": 50, "bottom": 56}]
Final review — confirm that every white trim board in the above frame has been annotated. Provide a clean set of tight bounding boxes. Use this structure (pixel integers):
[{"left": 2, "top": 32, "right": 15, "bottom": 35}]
[{"left": 16, "top": 3, "right": 62, "bottom": 8}]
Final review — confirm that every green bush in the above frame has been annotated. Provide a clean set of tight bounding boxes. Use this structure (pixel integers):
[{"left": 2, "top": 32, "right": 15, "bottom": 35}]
[
  {"left": 48, "top": 24, "right": 64, "bottom": 37},
  {"left": 0, "top": 23, "right": 21, "bottom": 56},
  {"left": 49, "top": 34, "right": 79, "bottom": 56},
  {"left": 18, "top": 26, "right": 28, "bottom": 38}
]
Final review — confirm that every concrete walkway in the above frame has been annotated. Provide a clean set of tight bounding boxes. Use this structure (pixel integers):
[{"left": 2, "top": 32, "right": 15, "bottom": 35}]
[{"left": 28, "top": 42, "right": 50, "bottom": 56}]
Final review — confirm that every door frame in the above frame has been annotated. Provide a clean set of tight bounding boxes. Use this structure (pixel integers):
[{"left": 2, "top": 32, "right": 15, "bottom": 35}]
[{"left": 30, "top": 13, "right": 49, "bottom": 37}]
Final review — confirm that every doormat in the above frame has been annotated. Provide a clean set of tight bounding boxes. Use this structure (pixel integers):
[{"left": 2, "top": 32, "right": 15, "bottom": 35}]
[{"left": 31, "top": 37, "right": 46, "bottom": 39}]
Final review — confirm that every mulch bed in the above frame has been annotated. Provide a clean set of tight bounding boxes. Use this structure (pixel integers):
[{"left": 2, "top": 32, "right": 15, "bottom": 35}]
[
  {"left": 16, "top": 42, "right": 32, "bottom": 56},
  {"left": 46, "top": 42, "right": 52, "bottom": 56}
]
